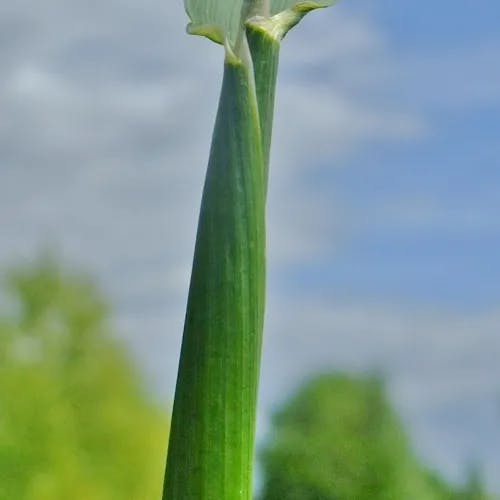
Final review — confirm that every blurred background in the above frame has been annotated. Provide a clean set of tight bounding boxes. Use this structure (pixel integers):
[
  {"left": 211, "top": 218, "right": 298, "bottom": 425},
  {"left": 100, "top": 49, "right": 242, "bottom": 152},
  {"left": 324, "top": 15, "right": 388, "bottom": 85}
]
[{"left": 1, "top": 0, "right": 499, "bottom": 498}]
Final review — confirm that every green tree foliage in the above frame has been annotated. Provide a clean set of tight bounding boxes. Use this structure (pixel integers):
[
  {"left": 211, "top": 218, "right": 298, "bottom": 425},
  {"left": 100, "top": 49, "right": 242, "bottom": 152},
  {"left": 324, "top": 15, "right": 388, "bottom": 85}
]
[
  {"left": 424, "top": 466, "right": 493, "bottom": 500},
  {"left": 259, "top": 373, "right": 494, "bottom": 500},
  {"left": 456, "top": 467, "right": 492, "bottom": 500},
  {"left": 0, "top": 258, "right": 169, "bottom": 500}
]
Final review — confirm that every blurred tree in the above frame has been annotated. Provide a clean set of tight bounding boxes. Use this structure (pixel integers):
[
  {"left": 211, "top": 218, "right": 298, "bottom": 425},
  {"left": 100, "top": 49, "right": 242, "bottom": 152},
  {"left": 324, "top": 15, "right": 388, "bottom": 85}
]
[
  {"left": 259, "top": 373, "right": 451, "bottom": 500},
  {"left": 456, "top": 466, "right": 491, "bottom": 500},
  {"left": 424, "top": 470, "right": 459, "bottom": 500},
  {"left": 0, "top": 257, "right": 169, "bottom": 500}
]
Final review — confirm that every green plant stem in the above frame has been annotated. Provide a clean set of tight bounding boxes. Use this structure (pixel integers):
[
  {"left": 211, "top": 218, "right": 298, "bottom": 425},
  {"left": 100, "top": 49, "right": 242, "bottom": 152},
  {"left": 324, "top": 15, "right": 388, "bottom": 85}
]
[
  {"left": 246, "top": 25, "right": 281, "bottom": 193},
  {"left": 163, "top": 58, "right": 266, "bottom": 500}
]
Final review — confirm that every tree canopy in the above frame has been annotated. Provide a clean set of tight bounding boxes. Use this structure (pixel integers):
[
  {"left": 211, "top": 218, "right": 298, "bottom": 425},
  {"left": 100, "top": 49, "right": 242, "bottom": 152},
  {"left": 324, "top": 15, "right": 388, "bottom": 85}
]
[
  {"left": 0, "top": 258, "right": 169, "bottom": 500},
  {"left": 259, "top": 373, "right": 494, "bottom": 500}
]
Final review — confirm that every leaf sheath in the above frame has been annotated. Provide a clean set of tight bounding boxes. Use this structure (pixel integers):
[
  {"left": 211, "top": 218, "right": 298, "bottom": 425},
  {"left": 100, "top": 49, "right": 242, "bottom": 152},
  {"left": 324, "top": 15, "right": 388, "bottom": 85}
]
[
  {"left": 163, "top": 59, "right": 266, "bottom": 500},
  {"left": 247, "top": 24, "right": 281, "bottom": 192}
]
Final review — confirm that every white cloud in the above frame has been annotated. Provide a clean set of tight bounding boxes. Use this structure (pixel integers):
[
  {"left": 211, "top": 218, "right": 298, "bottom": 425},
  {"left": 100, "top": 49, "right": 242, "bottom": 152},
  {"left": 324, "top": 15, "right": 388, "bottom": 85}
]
[{"left": 273, "top": 9, "right": 426, "bottom": 165}]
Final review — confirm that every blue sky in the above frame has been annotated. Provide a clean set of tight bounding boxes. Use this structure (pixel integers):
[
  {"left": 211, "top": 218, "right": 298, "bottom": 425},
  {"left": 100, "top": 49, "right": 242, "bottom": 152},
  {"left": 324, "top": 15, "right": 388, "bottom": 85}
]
[
  {"left": 1, "top": 0, "right": 499, "bottom": 492},
  {"left": 368, "top": 0, "right": 500, "bottom": 48},
  {"left": 275, "top": 0, "right": 500, "bottom": 309}
]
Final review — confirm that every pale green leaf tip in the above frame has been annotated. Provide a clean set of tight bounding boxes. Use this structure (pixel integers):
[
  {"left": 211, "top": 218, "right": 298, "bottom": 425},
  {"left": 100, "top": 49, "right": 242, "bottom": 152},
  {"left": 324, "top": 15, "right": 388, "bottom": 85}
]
[
  {"left": 186, "top": 22, "right": 245, "bottom": 65},
  {"left": 187, "top": 23, "right": 225, "bottom": 45},
  {"left": 292, "top": 0, "right": 335, "bottom": 13}
]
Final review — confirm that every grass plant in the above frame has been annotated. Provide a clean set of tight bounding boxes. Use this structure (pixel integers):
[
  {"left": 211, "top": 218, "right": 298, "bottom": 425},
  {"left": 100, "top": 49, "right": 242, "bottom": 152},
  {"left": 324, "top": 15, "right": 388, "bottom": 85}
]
[{"left": 163, "top": 1, "right": 337, "bottom": 498}]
